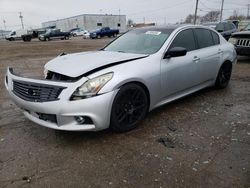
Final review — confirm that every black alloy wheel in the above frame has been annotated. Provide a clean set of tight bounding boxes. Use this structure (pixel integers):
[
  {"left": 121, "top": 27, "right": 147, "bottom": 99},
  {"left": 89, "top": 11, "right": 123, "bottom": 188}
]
[
  {"left": 110, "top": 84, "right": 149, "bottom": 132},
  {"left": 215, "top": 62, "right": 232, "bottom": 89}
]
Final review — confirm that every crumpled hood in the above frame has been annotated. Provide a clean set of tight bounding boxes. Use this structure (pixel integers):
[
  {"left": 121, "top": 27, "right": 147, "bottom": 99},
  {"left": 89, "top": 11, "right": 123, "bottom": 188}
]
[{"left": 45, "top": 51, "right": 148, "bottom": 77}]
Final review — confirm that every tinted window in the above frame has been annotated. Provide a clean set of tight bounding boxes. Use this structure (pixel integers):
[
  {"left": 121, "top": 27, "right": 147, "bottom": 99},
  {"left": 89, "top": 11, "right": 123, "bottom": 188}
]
[
  {"left": 215, "top": 23, "right": 224, "bottom": 31},
  {"left": 195, "top": 28, "right": 214, "bottom": 48},
  {"left": 211, "top": 31, "right": 220, "bottom": 45},
  {"left": 230, "top": 23, "right": 236, "bottom": 30},
  {"left": 169, "top": 29, "right": 196, "bottom": 52},
  {"left": 224, "top": 23, "right": 231, "bottom": 31}
]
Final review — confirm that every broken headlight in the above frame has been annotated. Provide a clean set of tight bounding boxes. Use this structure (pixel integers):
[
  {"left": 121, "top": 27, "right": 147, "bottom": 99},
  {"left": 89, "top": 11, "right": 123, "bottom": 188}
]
[{"left": 71, "top": 73, "right": 113, "bottom": 100}]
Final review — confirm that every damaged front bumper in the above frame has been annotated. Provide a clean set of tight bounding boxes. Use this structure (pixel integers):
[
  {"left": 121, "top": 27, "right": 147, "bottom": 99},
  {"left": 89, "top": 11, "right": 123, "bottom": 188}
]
[{"left": 5, "top": 68, "right": 117, "bottom": 131}]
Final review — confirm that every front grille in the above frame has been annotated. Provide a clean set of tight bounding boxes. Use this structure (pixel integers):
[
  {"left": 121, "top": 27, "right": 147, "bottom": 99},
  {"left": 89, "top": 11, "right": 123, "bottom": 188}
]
[
  {"left": 237, "top": 39, "right": 250, "bottom": 47},
  {"left": 13, "top": 80, "right": 65, "bottom": 102}
]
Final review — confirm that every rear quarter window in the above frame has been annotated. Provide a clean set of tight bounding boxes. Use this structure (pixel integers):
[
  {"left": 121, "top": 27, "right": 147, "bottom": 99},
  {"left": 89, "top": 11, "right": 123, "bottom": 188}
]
[
  {"left": 211, "top": 31, "right": 220, "bottom": 45},
  {"left": 194, "top": 28, "right": 214, "bottom": 48}
]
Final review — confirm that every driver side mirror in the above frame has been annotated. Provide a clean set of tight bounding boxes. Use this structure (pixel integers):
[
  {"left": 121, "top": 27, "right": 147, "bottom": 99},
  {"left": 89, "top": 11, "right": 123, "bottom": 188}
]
[{"left": 164, "top": 47, "right": 187, "bottom": 59}]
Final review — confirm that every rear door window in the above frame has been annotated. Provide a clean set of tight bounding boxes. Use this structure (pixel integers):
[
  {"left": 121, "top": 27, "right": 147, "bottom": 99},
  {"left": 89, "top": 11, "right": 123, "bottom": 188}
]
[
  {"left": 194, "top": 28, "right": 214, "bottom": 48},
  {"left": 169, "top": 29, "right": 196, "bottom": 52}
]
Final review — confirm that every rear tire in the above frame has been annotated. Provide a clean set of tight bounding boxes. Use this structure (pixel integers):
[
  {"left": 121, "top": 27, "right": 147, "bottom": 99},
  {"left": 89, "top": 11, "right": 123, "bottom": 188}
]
[
  {"left": 110, "top": 84, "right": 149, "bottom": 132},
  {"left": 215, "top": 62, "right": 232, "bottom": 89}
]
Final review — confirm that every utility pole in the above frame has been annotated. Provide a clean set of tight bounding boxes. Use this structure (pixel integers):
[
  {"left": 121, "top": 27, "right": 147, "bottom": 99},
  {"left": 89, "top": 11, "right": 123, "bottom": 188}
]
[
  {"left": 247, "top": 4, "right": 250, "bottom": 18},
  {"left": 194, "top": 0, "right": 199, "bottom": 25},
  {"left": 119, "top": 9, "right": 121, "bottom": 22},
  {"left": 220, "top": 0, "right": 225, "bottom": 22},
  {"left": 19, "top": 12, "right": 24, "bottom": 29},
  {"left": 3, "top": 20, "right": 6, "bottom": 30}
]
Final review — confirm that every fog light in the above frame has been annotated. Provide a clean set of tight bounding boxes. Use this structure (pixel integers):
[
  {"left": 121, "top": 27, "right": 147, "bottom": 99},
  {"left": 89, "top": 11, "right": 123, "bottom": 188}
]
[
  {"left": 74, "top": 116, "right": 94, "bottom": 125},
  {"left": 75, "top": 116, "right": 86, "bottom": 124}
]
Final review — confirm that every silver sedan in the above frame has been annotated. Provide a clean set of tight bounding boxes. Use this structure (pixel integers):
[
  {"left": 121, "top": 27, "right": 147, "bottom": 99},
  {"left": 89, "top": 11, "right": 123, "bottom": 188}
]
[{"left": 5, "top": 25, "right": 237, "bottom": 132}]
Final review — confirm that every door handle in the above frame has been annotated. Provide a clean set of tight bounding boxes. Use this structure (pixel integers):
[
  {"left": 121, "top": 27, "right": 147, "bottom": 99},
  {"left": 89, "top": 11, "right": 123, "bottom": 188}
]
[
  {"left": 193, "top": 56, "right": 200, "bottom": 63},
  {"left": 218, "top": 49, "right": 223, "bottom": 54}
]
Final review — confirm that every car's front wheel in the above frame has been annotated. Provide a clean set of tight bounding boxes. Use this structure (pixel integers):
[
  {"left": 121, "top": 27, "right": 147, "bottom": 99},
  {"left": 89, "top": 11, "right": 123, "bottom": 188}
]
[
  {"left": 110, "top": 83, "right": 149, "bottom": 132},
  {"left": 215, "top": 62, "right": 232, "bottom": 89}
]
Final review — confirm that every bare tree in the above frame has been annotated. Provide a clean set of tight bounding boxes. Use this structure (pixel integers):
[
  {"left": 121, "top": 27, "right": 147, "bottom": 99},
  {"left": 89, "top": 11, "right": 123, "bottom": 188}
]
[
  {"left": 201, "top": 11, "right": 220, "bottom": 23},
  {"left": 228, "top": 10, "right": 246, "bottom": 20},
  {"left": 184, "top": 14, "right": 201, "bottom": 24}
]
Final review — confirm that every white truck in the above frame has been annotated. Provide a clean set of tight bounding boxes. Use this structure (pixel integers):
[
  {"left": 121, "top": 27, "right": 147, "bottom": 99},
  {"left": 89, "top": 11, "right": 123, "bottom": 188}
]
[{"left": 5, "top": 29, "right": 28, "bottom": 41}]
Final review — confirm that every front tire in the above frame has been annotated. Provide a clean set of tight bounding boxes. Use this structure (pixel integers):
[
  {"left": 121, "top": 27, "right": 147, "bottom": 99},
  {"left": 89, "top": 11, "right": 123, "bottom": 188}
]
[
  {"left": 110, "top": 84, "right": 149, "bottom": 132},
  {"left": 215, "top": 62, "right": 232, "bottom": 89}
]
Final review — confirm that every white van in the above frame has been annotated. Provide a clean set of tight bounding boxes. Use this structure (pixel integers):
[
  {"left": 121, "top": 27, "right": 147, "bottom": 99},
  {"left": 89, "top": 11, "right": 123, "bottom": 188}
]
[{"left": 5, "top": 29, "right": 28, "bottom": 41}]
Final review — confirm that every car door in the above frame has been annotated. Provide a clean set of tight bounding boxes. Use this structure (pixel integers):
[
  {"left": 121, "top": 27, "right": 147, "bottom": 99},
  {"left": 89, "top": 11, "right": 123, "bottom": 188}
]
[
  {"left": 193, "top": 28, "right": 221, "bottom": 83},
  {"left": 161, "top": 28, "right": 200, "bottom": 98}
]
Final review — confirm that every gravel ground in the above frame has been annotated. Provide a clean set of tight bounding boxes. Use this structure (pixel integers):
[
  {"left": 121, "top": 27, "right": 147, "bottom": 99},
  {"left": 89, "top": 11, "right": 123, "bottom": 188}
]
[{"left": 0, "top": 38, "right": 249, "bottom": 188}]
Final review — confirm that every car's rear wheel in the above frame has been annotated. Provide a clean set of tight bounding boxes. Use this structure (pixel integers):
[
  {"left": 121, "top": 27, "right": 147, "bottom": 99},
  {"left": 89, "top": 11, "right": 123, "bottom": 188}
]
[
  {"left": 110, "top": 84, "right": 149, "bottom": 132},
  {"left": 215, "top": 62, "right": 232, "bottom": 89}
]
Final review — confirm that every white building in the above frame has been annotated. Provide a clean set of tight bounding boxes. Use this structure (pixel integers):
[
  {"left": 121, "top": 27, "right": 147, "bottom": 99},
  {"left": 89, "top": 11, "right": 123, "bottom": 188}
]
[{"left": 42, "top": 14, "right": 127, "bottom": 32}]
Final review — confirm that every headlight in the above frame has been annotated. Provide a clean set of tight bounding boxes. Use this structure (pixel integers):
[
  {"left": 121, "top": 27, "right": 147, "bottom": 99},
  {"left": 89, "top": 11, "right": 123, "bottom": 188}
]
[
  {"left": 228, "top": 37, "right": 237, "bottom": 45},
  {"left": 71, "top": 73, "right": 113, "bottom": 100},
  {"left": 43, "top": 68, "right": 49, "bottom": 78}
]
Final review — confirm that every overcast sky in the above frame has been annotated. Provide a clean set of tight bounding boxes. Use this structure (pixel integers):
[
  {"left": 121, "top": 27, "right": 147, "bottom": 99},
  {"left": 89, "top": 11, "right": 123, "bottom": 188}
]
[{"left": 0, "top": 0, "right": 249, "bottom": 30}]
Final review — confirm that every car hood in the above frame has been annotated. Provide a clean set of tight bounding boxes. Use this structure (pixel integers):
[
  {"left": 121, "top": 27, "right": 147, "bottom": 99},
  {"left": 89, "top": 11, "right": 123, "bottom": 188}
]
[
  {"left": 231, "top": 31, "right": 250, "bottom": 38},
  {"left": 45, "top": 51, "right": 148, "bottom": 77}
]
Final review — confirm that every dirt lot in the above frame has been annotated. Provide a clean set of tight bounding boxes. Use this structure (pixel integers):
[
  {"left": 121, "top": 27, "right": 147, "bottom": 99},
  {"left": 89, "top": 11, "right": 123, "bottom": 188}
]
[{"left": 0, "top": 37, "right": 249, "bottom": 188}]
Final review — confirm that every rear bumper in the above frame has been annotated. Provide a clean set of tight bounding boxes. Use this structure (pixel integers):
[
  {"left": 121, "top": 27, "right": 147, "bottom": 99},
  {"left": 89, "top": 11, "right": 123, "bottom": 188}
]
[{"left": 5, "top": 68, "right": 118, "bottom": 131}]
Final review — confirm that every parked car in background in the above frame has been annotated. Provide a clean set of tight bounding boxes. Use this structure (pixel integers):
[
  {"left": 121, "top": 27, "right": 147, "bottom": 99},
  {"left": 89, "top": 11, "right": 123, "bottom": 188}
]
[
  {"left": 71, "top": 28, "right": 89, "bottom": 37},
  {"left": 202, "top": 21, "right": 237, "bottom": 40},
  {"left": 21, "top": 29, "right": 47, "bottom": 42},
  {"left": 5, "top": 29, "right": 28, "bottom": 41},
  {"left": 83, "top": 30, "right": 90, "bottom": 39},
  {"left": 229, "top": 23, "right": 250, "bottom": 56},
  {"left": 90, "top": 27, "right": 119, "bottom": 39},
  {"left": 5, "top": 25, "right": 236, "bottom": 132},
  {"left": 38, "top": 29, "right": 71, "bottom": 41}
]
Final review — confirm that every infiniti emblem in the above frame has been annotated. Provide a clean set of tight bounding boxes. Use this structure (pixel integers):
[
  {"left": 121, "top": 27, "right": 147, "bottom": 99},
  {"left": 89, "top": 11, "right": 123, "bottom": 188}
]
[{"left": 27, "top": 89, "right": 35, "bottom": 96}]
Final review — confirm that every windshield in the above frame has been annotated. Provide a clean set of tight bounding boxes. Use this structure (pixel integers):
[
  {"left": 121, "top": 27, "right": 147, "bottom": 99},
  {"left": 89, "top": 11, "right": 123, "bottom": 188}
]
[
  {"left": 45, "top": 29, "right": 52, "bottom": 34},
  {"left": 104, "top": 28, "right": 173, "bottom": 54}
]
